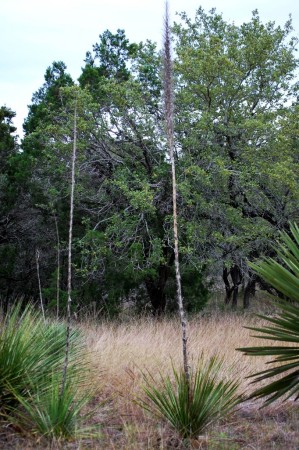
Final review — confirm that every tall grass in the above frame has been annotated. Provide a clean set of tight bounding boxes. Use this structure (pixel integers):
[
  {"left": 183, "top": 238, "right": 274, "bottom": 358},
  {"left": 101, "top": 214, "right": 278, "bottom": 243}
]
[
  {"left": 1, "top": 308, "right": 296, "bottom": 448},
  {"left": 10, "top": 372, "right": 96, "bottom": 441},
  {"left": 85, "top": 314, "right": 266, "bottom": 392}
]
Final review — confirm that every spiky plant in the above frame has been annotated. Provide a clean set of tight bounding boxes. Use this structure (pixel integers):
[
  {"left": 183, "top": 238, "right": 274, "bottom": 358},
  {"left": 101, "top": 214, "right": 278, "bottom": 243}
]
[
  {"left": 0, "top": 303, "right": 84, "bottom": 411},
  {"left": 238, "top": 223, "right": 299, "bottom": 405},
  {"left": 10, "top": 372, "right": 97, "bottom": 441},
  {"left": 140, "top": 357, "right": 241, "bottom": 438}
]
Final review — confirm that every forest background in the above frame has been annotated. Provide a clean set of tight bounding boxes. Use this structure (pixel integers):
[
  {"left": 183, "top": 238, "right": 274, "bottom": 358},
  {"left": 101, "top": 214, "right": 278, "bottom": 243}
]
[{"left": 1, "top": 6, "right": 299, "bottom": 317}]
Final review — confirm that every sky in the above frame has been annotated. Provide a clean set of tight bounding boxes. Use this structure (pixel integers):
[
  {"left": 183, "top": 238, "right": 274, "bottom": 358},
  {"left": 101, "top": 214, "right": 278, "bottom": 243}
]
[{"left": 1, "top": 0, "right": 298, "bottom": 138}]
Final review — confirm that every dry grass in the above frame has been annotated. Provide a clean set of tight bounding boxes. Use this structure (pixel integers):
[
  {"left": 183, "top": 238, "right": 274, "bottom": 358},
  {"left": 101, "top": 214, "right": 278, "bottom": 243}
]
[
  {"left": 1, "top": 310, "right": 299, "bottom": 449},
  {"left": 80, "top": 312, "right": 299, "bottom": 449}
]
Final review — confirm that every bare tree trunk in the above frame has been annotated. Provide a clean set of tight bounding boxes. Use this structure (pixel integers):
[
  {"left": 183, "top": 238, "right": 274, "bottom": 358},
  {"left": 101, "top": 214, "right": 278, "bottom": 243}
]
[
  {"left": 61, "top": 97, "right": 77, "bottom": 396},
  {"left": 164, "top": 2, "right": 189, "bottom": 382},
  {"left": 36, "top": 248, "right": 46, "bottom": 322},
  {"left": 53, "top": 212, "right": 60, "bottom": 319}
]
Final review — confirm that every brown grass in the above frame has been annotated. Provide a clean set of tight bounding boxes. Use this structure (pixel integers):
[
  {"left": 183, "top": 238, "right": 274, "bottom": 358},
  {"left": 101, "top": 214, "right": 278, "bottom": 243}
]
[{"left": 1, "top": 311, "right": 299, "bottom": 449}]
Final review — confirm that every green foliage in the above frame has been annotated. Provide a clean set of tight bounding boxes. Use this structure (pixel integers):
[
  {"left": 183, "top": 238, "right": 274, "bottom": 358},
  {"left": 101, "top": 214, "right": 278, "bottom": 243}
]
[
  {"left": 0, "top": 106, "right": 16, "bottom": 157},
  {"left": 10, "top": 373, "right": 97, "bottom": 441},
  {"left": 23, "top": 61, "right": 74, "bottom": 135},
  {"left": 80, "top": 29, "right": 140, "bottom": 84},
  {"left": 173, "top": 7, "right": 299, "bottom": 294},
  {"left": 166, "top": 266, "right": 211, "bottom": 314},
  {"left": 250, "top": 223, "right": 299, "bottom": 301},
  {"left": 0, "top": 303, "right": 85, "bottom": 411},
  {"left": 42, "top": 269, "right": 68, "bottom": 312},
  {"left": 3, "top": 9, "right": 299, "bottom": 312},
  {"left": 238, "top": 223, "right": 299, "bottom": 405},
  {"left": 0, "top": 106, "right": 19, "bottom": 212},
  {"left": 139, "top": 357, "right": 241, "bottom": 438}
]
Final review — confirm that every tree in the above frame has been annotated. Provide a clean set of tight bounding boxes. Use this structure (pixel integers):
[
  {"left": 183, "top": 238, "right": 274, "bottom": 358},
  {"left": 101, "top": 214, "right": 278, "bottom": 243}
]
[
  {"left": 0, "top": 106, "right": 18, "bottom": 217},
  {"left": 172, "top": 8, "right": 299, "bottom": 307},
  {"left": 79, "top": 31, "right": 208, "bottom": 315},
  {"left": 21, "top": 83, "right": 106, "bottom": 313},
  {"left": 0, "top": 107, "right": 17, "bottom": 300},
  {"left": 23, "top": 61, "right": 74, "bottom": 136},
  {"left": 6, "top": 8, "right": 299, "bottom": 315},
  {"left": 79, "top": 29, "right": 140, "bottom": 87},
  {"left": 78, "top": 30, "right": 177, "bottom": 315},
  {"left": 0, "top": 107, "right": 32, "bottom": 303}
]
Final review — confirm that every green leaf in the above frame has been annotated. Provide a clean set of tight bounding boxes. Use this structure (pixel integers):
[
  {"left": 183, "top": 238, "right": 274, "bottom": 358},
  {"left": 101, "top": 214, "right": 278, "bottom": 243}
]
[{"left": 238, "top": 223, "right": 299, "bottom": 405}]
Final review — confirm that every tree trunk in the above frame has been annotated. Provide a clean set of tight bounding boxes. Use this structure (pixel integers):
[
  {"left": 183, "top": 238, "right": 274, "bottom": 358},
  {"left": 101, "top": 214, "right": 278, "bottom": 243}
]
[
  {"left": 164, "top": 2, "right": 189, "bottom": 382},
  {"left": 223, "top": 265, "right": 242, "bottom": 308},
  {"left": 61, "top": 94, "right": 77, "bottom": 397},
  {"left": 145, "top": 265, "right": 168, "bottom": 315},
  {"left": 243, "top": 276, "right": 256, "bottom": 309},
  {"left": 223, "top": 268, "right": 232, "bottom": 304}
]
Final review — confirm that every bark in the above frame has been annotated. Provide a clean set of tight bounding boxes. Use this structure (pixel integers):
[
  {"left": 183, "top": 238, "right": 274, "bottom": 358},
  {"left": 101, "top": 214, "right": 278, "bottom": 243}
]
[
  {"left": 61, "top": 97, "right": 77, "bottom": 397},
  {"left": 243, "top": 276, "right": 256, "bottom": 309},
  {"left": 53, "top": 212, "right": 60, "bottom": 319},
  {"left": 223, "top": 265, "right": 242, "bottom": 308},
  {"left": 164, "top": 2, "right": 189, "bottom": 382},
  {"left": 223, "top": 268, "right": 232, "bottom": 304}
]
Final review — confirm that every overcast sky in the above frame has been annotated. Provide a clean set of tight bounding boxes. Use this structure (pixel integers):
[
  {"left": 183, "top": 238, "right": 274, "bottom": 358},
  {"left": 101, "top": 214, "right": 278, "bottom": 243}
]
[{"left": 1, "top": 0, "right": 298, "bottom": 137}]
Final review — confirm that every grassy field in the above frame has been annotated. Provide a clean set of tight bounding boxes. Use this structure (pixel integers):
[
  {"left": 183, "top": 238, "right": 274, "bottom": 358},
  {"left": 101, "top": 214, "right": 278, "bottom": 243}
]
[{"left": 1, "top": 309, "right": 299, "bottom": 449}]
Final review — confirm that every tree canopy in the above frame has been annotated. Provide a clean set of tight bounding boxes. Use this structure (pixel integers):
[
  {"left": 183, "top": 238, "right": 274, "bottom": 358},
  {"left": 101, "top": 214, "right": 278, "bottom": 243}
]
[{"left": 1, "top": 8, "right": 298, "bottom": 315}]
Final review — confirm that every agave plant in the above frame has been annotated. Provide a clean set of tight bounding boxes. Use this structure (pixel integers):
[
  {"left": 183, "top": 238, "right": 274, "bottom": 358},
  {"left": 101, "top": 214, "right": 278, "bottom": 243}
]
[
  {"left": 238, "top": 223, "right": 299, "bottom": 405},
  {"left": 139, "top": 357, "right": 241, "bottom": 439}
]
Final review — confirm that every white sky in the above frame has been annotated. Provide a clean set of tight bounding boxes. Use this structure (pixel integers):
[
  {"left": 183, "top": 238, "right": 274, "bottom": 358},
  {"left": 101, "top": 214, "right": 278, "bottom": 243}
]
[{"left": 1, "top": 0, "right": 298, "bottom": 137}]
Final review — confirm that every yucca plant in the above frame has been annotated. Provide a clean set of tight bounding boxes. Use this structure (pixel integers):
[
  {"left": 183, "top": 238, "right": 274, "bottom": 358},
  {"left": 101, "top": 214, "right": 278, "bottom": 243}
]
[
  {"left": 9, "top": 372, "right": 97, "bottom": 441},
  {"left": 0, "top": 303, "right": 84, "bottom": 411},
  {"left": 139, "top": 357, "right": 241, "bottom": 439},
  {"left": 138, "top": 5, "right": 242, "bottom": 439},
  {"left": 238, "top": 223, "right": 299, "bottom": 405}
]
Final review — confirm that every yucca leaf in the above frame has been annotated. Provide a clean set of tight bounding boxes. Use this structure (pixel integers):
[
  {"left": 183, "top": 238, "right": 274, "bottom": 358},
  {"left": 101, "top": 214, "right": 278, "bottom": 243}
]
[
  {"left": 8, "top": 372, "right": 98, "bottom": 440},
  {"left": 0, "top": 303, "right": 88, "bottom": 411},
  {"left": 238, "top": 223, "right": 299, "bottom": 405}
]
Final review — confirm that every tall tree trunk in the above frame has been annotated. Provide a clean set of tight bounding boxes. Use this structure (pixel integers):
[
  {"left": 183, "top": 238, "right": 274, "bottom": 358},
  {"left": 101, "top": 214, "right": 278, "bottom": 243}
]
[
  {"left": 145, "top": 245, "right": 174, "bottom": 315},
  {"left": 164, "top": 2, "right": 189, "bottom": 382},
  {"left": 61, "top": 97, "right": 77, "bottom": 396},
  {"left": 223, "top": 265, "right": 242, "bottom": 308},
  {"left": 53, "top": 211, "right": 61, "bottom": 319}
]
